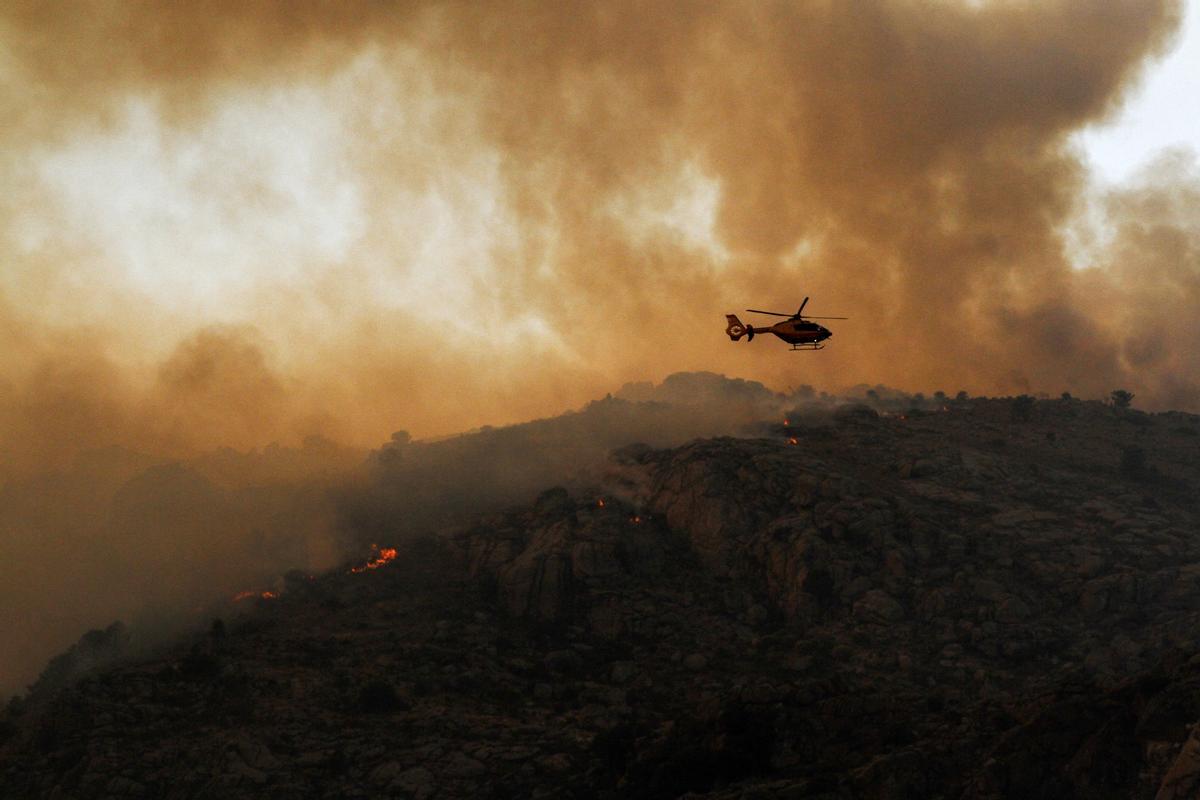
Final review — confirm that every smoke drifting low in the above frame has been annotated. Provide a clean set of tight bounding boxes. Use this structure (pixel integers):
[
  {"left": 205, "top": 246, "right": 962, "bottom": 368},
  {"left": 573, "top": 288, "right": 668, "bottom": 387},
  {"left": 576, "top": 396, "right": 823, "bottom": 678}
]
[
  {"left": 0, "top": 370, "right": 789, "bottom": 697},
  {"left": 340, "top": 371, "right": 792, "bottom": 542},
  {"left": 2, "top": 1, "right": 1199, "bottom": 691},
  {"left": 0, "top": 433, "right": 363, "bottom": 698}
]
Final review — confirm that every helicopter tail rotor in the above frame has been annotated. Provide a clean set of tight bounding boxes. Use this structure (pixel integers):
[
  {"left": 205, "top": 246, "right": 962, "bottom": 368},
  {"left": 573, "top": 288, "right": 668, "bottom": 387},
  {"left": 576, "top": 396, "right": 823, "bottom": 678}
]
[{"left": 725, "top": 314, "right": 753, "bottom": 342}]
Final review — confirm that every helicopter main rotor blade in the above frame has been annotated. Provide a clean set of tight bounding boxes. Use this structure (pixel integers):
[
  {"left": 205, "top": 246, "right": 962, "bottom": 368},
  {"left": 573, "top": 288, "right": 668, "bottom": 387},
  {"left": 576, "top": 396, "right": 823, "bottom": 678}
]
[
  {"left": 797, "top": 297, "right": 809, "bottom": 317},
  {"left": 802, "top": 315, "right": 848, "bottom": 320},
  {"left": 746, "top": 309, "right": 792, "bottom": 317}
]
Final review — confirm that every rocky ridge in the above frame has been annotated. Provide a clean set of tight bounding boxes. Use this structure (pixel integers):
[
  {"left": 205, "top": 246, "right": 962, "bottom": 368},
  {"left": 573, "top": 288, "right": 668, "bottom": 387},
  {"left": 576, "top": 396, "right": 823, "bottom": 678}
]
[{"left": 4, "top": 396, "right": 1200, "bottom": 798}]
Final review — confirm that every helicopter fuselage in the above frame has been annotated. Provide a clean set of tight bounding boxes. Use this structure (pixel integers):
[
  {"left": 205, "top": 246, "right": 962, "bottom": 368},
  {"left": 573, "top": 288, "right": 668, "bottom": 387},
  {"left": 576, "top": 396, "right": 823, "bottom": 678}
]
[{"left": 758, "top": 319, "right": 831, "bottom": 346}]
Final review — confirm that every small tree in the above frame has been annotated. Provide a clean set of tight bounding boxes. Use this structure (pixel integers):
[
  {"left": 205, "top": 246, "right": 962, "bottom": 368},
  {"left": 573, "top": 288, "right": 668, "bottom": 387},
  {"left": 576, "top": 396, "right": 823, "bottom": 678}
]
[
  {"left": 1111, "top": 389, "right": 1134, "bottom": 410},
  {"left": 955, "top": 390, "right": 969, "bottom": 402}
]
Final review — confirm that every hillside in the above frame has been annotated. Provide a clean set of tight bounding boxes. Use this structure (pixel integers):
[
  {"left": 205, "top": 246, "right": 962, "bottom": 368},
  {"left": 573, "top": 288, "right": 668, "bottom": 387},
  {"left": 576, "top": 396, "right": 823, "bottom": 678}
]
[{"left": 5, "top": 394, "right": 1200, "bottom": 798}]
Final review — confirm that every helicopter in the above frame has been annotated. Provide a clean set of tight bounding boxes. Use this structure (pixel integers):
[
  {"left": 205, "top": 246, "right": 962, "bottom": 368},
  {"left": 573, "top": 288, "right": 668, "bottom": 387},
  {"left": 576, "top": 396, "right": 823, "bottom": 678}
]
[{"left": 725, "top": 297, "right": 847, "bottom": 350}]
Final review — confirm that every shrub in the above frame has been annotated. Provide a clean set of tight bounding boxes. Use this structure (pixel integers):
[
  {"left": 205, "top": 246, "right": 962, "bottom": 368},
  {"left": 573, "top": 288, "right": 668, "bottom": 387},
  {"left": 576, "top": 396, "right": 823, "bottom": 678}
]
[{"left": 1111, "top": 389, "right": 1135, "bottom": 410}]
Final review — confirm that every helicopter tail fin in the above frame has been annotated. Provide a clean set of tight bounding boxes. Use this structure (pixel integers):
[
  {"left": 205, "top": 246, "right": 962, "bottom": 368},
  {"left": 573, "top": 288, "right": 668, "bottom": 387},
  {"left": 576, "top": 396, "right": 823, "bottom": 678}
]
[{"left": 725, "top": 314, "right": 753, "bottom": 342}]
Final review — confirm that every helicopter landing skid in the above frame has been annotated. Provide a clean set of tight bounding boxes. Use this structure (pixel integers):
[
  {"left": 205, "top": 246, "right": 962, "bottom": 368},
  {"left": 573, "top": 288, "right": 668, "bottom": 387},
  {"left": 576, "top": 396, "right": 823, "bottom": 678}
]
[{"left": 790, "top": 343, "right": 825, "bottom": 351}]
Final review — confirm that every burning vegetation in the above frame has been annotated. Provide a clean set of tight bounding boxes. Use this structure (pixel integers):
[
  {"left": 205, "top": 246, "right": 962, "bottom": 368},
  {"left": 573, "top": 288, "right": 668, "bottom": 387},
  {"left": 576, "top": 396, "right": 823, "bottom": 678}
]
[
  {"left": 230, "top": 590, "right": 278, "bottom": 603},
  {"left": 349, "top": 545, "right": 399, "bottom": 574}
]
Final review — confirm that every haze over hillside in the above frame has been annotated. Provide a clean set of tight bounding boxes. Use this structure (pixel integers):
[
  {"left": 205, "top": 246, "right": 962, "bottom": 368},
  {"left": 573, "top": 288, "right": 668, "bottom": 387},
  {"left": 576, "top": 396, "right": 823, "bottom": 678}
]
[{"left": 0, "top": 371, "right": 812, "bottom": 698}]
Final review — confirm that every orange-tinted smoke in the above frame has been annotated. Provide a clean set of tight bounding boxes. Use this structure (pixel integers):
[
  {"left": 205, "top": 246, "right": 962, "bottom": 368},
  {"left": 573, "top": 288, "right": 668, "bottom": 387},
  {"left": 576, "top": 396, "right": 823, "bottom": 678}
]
[{"left": 0, "top": 0, "right": 1191, "bottom": 463}]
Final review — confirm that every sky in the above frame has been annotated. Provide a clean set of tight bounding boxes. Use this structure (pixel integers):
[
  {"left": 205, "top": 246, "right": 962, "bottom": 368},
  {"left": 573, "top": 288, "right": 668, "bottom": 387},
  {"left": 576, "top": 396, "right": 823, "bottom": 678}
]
[
  {"left": 1078, "top": 0, "right": 1199, "bottom": 184},
  {"left": 1, "top": 0, "right": 1199, "bottom": 468}
]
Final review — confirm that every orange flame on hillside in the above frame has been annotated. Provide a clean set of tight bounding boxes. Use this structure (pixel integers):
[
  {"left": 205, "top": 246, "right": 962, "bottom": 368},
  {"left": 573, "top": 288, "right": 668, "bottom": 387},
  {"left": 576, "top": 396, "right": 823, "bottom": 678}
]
[
  {"left": 350, "top": 544, "right": 398, "bottom": 573},
  {"left": 232, "top": 589, "right": 278, "bottom": 602}
]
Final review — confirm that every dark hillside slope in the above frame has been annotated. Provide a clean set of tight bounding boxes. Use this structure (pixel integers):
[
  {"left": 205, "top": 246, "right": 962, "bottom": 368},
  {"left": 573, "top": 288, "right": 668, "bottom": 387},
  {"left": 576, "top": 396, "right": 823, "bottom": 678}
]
[{"left": 5, "top": 397, "right": 1200, "bottom": 798}]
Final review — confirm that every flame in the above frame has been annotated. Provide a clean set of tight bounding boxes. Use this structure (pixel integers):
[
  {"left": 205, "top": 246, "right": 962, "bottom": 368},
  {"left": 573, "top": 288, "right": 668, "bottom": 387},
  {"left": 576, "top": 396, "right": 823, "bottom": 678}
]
[
  {"left": 232, "top": 589, "right": 278, "bottom": 602},
  {"left": 350, "top": 543, "right": 398, "bottom": 573},
  {"left": 629, "top": 515, "right": 642, "bottom": 524},
  {"left": 788, "top": 437, "right": 799, "bottom": 446},
  {"left": 596, "top": 498, "right": 606, "bottom": 508},
  {"left": 783, "top": 419, "right": 790, "bottom": 427}
]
